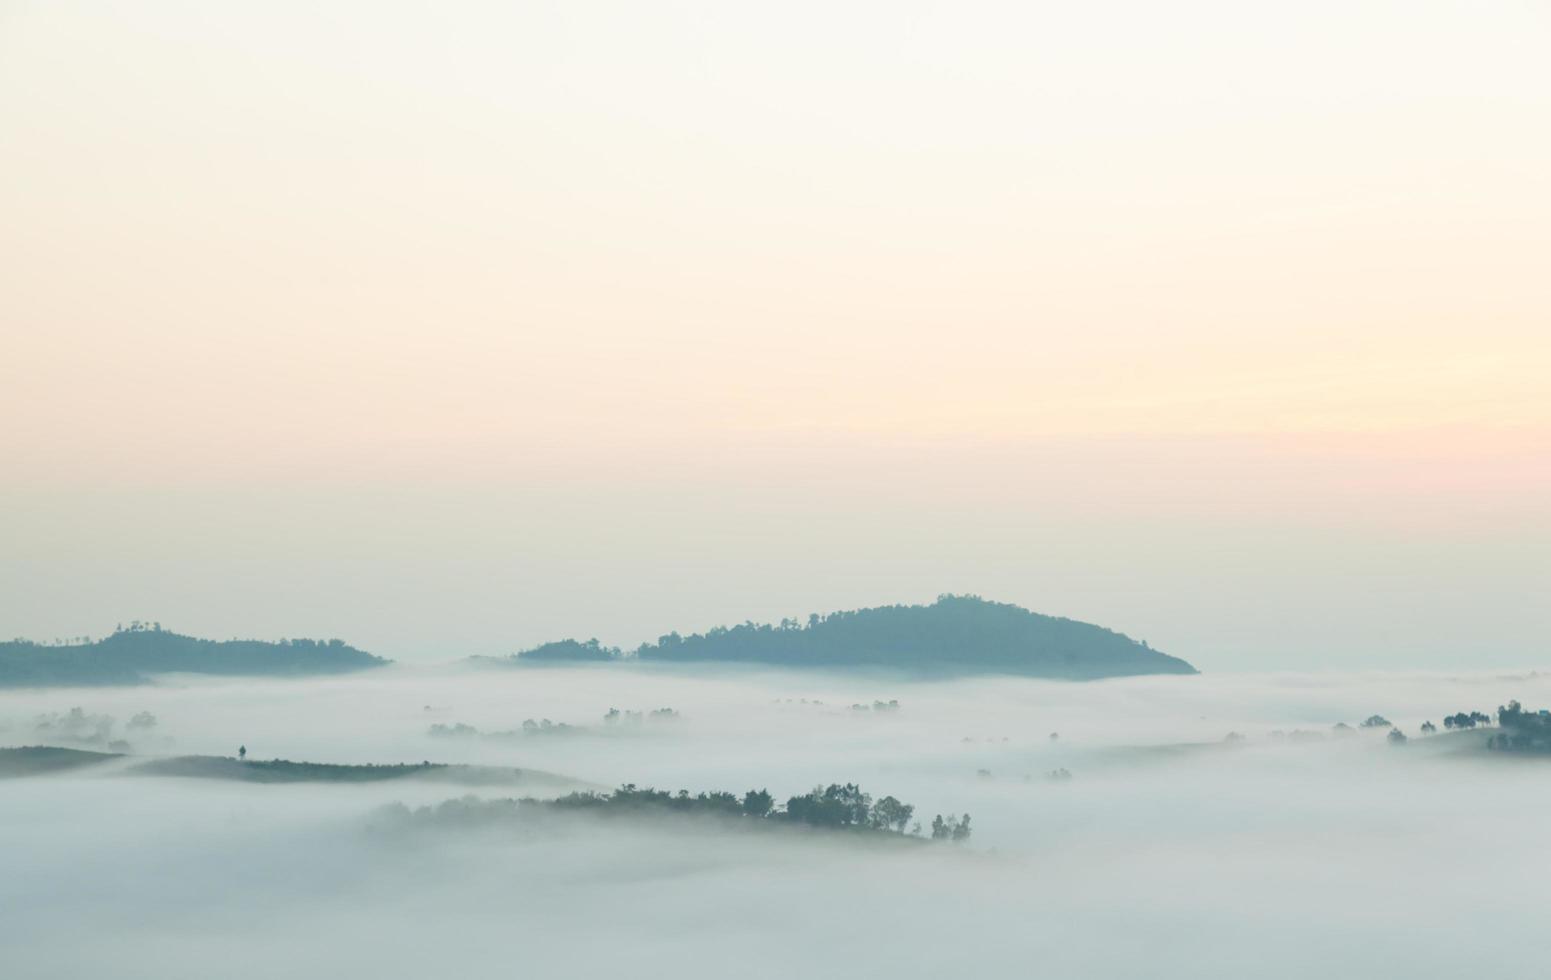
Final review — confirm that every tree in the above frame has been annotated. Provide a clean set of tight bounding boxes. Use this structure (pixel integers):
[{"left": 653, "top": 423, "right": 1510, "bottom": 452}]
[
  {"left": 1420, "top": 721, "right": 1437, "bottom": 734},
  {"left": 785, "top": 783, "right": 873, "bottom": 828},
  {"left": 742, "top": 788, "right": 773, "bottom": 818},
  {"left": 952, "top": 814, "right": 973, "bottom": 842},
  {"left": 872, "top": 795, "right": 914, "bottom": 833},
  {"left": 1387, "top": 728, "right": 1407, "bottom": 744},
  {"left": 238, "top": 745, "right": 247, "bottom": 760},
  {"left": 930, "top": 814, "right": 972, "bottom": 842}
]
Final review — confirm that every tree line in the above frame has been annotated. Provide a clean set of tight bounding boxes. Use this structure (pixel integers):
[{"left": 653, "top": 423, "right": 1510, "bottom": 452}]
[{"left": 382, "top": 782, "right": 972, "bottom": 842}]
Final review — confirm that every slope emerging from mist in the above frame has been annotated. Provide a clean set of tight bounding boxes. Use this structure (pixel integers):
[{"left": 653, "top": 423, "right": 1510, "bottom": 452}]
[
  {"left": 0, "top": 626, "right": 388, "bottom": 686},
  {"left": 631, "top": 595, "right": 1195, "bottom": 678}
]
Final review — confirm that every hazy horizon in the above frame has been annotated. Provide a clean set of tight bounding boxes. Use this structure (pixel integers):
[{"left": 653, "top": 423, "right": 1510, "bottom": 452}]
[
  {"left": 4, "top": 2, "right": 1549, "bottom": 667},
  {"left": 6, "top": 663, "right": 1549, "bottom": 980},
  {"left": 8, "top": 6, "right": 1551, "bottom": 978}
]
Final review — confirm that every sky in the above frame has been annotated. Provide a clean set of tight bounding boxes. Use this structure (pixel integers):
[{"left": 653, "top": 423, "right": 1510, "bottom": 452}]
[{"left": 2, "top": 1, "right": 1548, "bottom": 669}]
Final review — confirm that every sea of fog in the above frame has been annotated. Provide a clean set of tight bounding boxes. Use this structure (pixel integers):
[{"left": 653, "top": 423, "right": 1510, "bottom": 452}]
[{"left": 3, "top": 664, "right": 1548, "bottom": 979}]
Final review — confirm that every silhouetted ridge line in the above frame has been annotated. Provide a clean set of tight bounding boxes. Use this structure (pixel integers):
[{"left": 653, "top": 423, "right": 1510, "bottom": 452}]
[
  {"left": 0, "top": 625, "right": 387, "bottom": 687},
  {"left": 504, "top": 594, "right": 1196, "bottom": 678}
]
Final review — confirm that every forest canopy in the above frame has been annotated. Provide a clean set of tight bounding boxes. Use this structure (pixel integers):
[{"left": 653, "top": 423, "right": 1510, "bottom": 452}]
[
  {"left": 0, "top": 624, "right": 387, "bottom": 686},
  {"left": 499, "top": 595, "right": 1195, "bottom": 678}
]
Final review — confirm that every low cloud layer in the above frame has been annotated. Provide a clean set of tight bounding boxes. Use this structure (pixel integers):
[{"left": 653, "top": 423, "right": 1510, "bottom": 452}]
[{"left": 3, "top": 665, "right": 1548, "bottom": 978}]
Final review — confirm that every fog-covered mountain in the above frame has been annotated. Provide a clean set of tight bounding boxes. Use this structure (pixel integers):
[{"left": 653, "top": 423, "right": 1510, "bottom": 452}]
[
  {"left": 508, "top": 595, "right": 1196, "bottom": 678},
  {"left": 0, "top": 626, "right": 387, "bottom": 686}
]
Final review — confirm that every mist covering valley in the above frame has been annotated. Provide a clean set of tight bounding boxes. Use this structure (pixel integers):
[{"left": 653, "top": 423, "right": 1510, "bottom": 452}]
[
  {"left": 7, "top": 1, "right": 1548, "bottom": 976},
  {"left": 4, "top": 661, "right": 1548, "bottom": 979}
]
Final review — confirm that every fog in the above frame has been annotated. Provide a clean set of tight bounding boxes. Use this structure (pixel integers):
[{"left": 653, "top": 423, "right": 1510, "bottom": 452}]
[{"left": 3, "top": 665, "right": 1548, "bottom": 979}]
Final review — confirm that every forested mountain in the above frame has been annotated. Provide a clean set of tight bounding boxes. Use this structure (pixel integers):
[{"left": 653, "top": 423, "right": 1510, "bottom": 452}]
[
  {"left": 505, "top": 595, "right": 1195, "bottom": 678},
  {"left": 0, "top": 624, "right": 387, "bottom": 686},
  {"left": 506, "top": 638, "right": 621, "bottom": 663}
]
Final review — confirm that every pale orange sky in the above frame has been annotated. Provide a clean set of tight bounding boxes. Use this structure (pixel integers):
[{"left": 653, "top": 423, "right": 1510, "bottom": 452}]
[{"left": 2, "top": 1, "right": 1547, "bottom": 667}]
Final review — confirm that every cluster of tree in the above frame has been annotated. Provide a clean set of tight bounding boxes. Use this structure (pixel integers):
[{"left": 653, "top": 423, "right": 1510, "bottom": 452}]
[
  {"left": 33, "top": 706, "right": 117, "bottom": 745},
  {"left": 400, "top": 781, "right": 970, "bottom": 841},
  {"left": 429, "top": 709, "right": 686, "bottom": 741},
  {"left": 634, "top": 596, "right": 1195, "bottom": 678},
  {"left": 428, "top": 723, "right": 481, "bottom": 738},
  {"left": 0, "top": 628, "right": 385, "bottom": 686},
  {"left": 520, "top": 718, "right": 579, "bottom": 734},
  {"left": 931, "top": 814, "right": 972, "bottom": 840},
  {"left": 602, "top": 707, "right": 680, "bottom": 725},
  {"left": 850, "top": 700, "right": 901, "bottom": 712},
  {"left": 1359, "top": 715, "right": 1392, "bottom": 729},
  {"left": 1444, "top": 711, "right": 1492, "bottom": 730},
  {"left": 1486, "top": 701, "right": 1551, "bottom": 753},
  {"left": 31, "top": 706, "right": 156, "bottom": 750},
  {"left": 508, "top": 639, "right": 622, "bottom": 663},
  {"left": 492, "top": 596, "right": 1196, "bottom": 678}
]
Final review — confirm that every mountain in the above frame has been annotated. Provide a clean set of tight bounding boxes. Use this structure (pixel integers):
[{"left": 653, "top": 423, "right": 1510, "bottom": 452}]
[
  {"left": 505, "top": 638, "right": 621, "bottom": 663},
  {"left": 0, "top": 626, "right": 388, "bottom": 686},
  {"left": 504, "top": 595, "right": 1196, "bottom": 677}
]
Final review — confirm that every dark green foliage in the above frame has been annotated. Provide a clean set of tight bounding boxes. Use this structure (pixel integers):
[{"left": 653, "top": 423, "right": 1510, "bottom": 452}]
[
  {"left": 0, "top": 625, "right": 386, "bottom": 687},
  {"left": 1387, "top": 728, "right": 1408, "bottom": 744},
  {"left": 870, "top": 795, "right": 914, "bottom": 832},
  {"left": 512, "top": 639, "right": 621, "bottom": 663},
  {"left": 389, "top": 781, "right": 953, "bottom": 842},
  {"left": 953, "top": 815, "right": 972, "bottom": 842},
  {"left": 1360, "top": 715, "right": 1392, "bottom": 729},
  {"left": 430, "top": 719, "right": 590, "bottom": 739},
  {"left": 785, "top": 783, "right": 872, "bottom": 828},
  {"left": 633, "top": 595, "right": 1195, "bottom": 678},
  {"left": 1442, "top": 711, "right": 1491, "bottom": 730},
  {"left": 852, "top": 700, "right": 901, "bottom": 712},
  {"left": 1486, "top": 701, "right": 1551, "bottom": 753},
  {"left": 742, "top": 788, "right": 774, "bottom": 818},
  {"left": 929, "top": 814, "right": 973, "bottom": 841},
  {"left": 520, "top": 718, "right": 579, "bottom": 734},
  {"left": 602, "top": 708, "right": 682, "bottom": 725}
]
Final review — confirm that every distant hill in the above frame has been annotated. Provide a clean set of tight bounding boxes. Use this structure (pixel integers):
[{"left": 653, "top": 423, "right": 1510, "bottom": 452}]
[
  {"left": 0, "top": 625, "right": 388, "bottom": 686},
  {"left": 496, "top": 595, "right": 1195, "bottom": 678},
  {"left": 0, "top": 745, "right": 123, "bottom": 777},
  {"left": 0, "top": 746, "right": 592, "bottom": 791},
  {"left": 507, "top": 638, "right": 621, "bottom": 664},
  {"left": 128, "top": 755, "right": 589, "bottom": 790}
]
